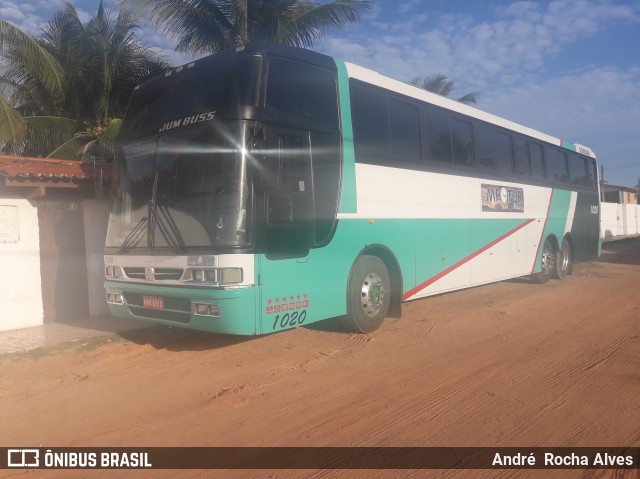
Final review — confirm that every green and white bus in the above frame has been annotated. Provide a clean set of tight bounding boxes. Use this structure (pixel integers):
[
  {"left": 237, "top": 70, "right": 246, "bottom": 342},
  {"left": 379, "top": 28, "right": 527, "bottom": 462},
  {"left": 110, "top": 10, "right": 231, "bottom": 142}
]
[{"left": 104, "top": 45, "right": 600, "bottom": 335}]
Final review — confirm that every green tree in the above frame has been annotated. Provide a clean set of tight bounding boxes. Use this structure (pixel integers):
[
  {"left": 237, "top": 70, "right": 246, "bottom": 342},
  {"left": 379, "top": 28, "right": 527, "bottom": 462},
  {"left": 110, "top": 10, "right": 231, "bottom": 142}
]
[
  {"left": 0, "top": 1, "right": 167, "bottom": 159},
  {"left": 410, "top": 74, "right": 478, "bottom": 105},
  {"left": 126, "top": 0, "right": 372, "bottom": 55}
]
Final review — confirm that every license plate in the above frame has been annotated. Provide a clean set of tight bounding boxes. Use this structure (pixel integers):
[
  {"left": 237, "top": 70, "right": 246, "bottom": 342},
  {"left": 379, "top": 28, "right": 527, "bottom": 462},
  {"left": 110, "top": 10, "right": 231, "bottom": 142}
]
[{"left": 143, "top": 295, "right": 164, "bottom": 309}]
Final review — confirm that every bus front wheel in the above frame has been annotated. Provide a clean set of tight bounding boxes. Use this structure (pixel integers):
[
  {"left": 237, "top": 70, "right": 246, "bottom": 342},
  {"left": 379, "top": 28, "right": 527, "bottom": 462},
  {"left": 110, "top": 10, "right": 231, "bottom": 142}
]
[
  {"left": 553, "top": 237, "right": 573, "bottom": 279},
  {"left": 341, "top": 255, "right": 391, "bottom": 333},
  {"left": 532, "top": 237, "right": 555, "bottom": 284}
]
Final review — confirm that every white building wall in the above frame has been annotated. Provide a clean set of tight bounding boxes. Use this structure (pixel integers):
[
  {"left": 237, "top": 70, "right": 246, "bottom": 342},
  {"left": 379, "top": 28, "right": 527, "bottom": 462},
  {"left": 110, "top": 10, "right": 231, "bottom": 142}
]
[
  {"left": 600, "top": 203, "right": 620, "bottom": 239},
  {"left": 0, "top": 199, "right": 43, "bottom": 331},
  {"left": 623, "top": 204, "right": 639, "bottom": 235},
  {"left": 82, "top": 199, "right": 110, "bottom": 316},
  {"left": 601, "top": 202, "right": 640, "bottom": 239}
]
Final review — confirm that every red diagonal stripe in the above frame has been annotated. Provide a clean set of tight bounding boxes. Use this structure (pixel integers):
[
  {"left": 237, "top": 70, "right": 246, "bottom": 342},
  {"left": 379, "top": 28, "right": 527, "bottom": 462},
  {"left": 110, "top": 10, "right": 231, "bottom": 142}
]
[{"left": 402, "top": 218, "right": 536, "bottom": 301}]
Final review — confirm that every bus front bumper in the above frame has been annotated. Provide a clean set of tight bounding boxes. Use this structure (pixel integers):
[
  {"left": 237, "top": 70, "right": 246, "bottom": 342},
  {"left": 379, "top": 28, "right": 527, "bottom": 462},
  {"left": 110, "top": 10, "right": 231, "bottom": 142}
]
[{"left": 104, "top": 281, "right": 258, "bottom": 335}]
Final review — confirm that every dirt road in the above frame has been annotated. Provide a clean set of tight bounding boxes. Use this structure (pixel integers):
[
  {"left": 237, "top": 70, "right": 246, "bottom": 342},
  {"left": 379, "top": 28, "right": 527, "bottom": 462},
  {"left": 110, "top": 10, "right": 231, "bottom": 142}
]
[{"left": 2, "top": 239, "right": 640, "bottom": 478}]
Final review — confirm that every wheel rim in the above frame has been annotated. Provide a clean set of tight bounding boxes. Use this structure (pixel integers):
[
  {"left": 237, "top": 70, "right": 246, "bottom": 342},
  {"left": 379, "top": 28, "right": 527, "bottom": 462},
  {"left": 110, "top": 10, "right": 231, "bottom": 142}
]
[
  {"left": 559, "top": 244, "right": 570, "bottom": 271},
  {"left": 361, "top": 272, "right": 386, "bottom": 318},
  {"left": 541, "top": 243, "right": 555, "bottom": 276}
]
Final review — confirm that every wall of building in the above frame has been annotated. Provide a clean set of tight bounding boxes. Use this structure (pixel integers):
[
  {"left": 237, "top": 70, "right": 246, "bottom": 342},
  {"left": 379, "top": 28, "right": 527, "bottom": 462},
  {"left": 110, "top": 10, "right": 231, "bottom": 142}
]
[
  {"left": 0, "top": 199, "right": 43, "bottom": 331},
  {"left": 601, "top": 202, "right": 640, "bottom": 239},
  {"left": 82, "top": 199, "right": 110, "bottom": 316}
]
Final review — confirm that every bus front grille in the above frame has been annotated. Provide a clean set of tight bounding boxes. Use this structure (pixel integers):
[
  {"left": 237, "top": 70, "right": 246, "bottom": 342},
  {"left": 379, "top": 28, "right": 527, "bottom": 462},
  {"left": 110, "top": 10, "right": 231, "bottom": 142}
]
[
  {"left": 123, "top": 292, "right": 191, "bottom": 324},
  {"left": 123, "top": 267, "right": 184, "bottom": 281}
]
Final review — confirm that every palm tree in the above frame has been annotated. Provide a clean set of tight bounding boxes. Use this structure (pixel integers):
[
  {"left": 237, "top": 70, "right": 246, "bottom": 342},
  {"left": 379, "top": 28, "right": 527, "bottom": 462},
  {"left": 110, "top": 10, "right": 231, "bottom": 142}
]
[
  {"left": 0, "top": 19, "right": 66, "bottom": 155},
  {"left": 410, "top": 74, "right": 478, "bottom": 105},
  {"left": 0, "top": 1, "right": 167, "bottom": 160},
  {"left": 126, "top": 0, "right": 373, "bottom": 55}
]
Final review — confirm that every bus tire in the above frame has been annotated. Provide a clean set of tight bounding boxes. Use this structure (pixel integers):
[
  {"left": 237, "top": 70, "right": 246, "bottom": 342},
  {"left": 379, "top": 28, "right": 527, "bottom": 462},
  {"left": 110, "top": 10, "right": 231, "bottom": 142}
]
[
  {"left": 341, "top": 255, "right": 391, "bottom": 333},
  {"left": 553, "top": 237, "right": 573, "bottom": 280},
  {"left": 531, "top": 237, "right": 555, "bottom": 284}
]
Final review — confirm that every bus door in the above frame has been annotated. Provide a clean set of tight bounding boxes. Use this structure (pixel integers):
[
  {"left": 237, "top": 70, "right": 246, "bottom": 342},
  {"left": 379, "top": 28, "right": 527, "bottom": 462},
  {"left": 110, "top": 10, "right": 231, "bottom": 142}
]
[
  {"left": 256, "top": 128, "right": 317, "bottom": 333},
  {"left": 260, "top": 129, "right": 313, "bottom": 253}
]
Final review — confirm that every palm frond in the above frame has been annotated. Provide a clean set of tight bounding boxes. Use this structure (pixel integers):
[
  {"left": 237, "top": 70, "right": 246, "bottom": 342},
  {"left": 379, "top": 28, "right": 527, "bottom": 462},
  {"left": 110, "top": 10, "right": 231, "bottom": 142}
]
[
  {"left": 124, "top": 0, "right": 233, "bottom": 54},
  {"left": 0, "top": 19, "right": 65, "bottom": 95},
  {"left": 422, "top": 74, "right": 454, "bottom": 97},
  {"left": 289, "top": 0, "right": 373, "bottom": 48},
  {"left": 22, "top": 115, "right": 78, "bottom": 157},
  {"left": 456, "top": 92, "right": 478, "bottom": 105},
  {"left": 412, "top": 73, "right": 479, "bottom": 105},
  {"left": 83, "top": 118, "right": 122, "bottom": 161},
  {"left": 46, "top": 136, "right": 88, "bottom": 160},
  {"left": 0, "top": 93, "right": 26, "bottom": 154}
]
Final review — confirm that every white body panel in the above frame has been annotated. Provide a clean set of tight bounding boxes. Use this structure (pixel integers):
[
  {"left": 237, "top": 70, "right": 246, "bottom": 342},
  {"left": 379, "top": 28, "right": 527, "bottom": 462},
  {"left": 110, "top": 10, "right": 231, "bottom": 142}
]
[
  {"left": 104, "top": 253, "right": 255, "bottom": 287},
  {"left": 338, "top": 163, "right": 553, "bottom": 220}
]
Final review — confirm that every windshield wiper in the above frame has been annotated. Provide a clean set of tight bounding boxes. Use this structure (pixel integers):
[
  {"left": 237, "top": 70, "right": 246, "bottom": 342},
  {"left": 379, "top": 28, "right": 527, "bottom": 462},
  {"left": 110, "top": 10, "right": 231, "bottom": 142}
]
[
  {"left": 148, "top": 201, "right": 186, "bottom": 253},
  {"left": 118, "top": 202, "right": 186, "bottom": 254},
  {"left": 118, "top": 216, "right": 148, "bottom": 253}
]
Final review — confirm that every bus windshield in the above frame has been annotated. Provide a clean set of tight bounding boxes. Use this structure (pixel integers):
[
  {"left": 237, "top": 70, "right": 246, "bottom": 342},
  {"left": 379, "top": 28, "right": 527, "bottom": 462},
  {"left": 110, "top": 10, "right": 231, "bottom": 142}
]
[{"left": 106, "top": 125, "right": 251, "bottom": 252}]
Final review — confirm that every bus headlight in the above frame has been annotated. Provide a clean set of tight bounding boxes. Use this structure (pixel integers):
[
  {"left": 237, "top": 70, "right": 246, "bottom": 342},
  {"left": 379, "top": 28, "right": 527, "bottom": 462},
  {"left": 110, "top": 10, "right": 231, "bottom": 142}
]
[
  {"left": 182, "top": 267, "right": 242, "bottom": 285},
  {"left": 219, "top": 268, "right": 243, "bottom": 285},
  {"left": 184, "top": 268, "right": 217, "bottom": 283},
  {"left": 105, "top": 266, "right": 123, "bottom": 279}
]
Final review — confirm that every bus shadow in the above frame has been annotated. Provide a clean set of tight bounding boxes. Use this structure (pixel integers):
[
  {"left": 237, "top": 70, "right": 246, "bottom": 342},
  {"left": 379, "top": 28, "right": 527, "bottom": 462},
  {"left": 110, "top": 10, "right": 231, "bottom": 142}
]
[
  {"left": 118, "top": 326, "right": 258, "bottom": 352},
  {"left": 505, "top": 276, "right": 536, "bottom": 284},
  {"left": 303, "top": 317, "right": 350, "bottom": 334},
  {"left": 116, "top": 317, "right": 352, "bottom": 351}
]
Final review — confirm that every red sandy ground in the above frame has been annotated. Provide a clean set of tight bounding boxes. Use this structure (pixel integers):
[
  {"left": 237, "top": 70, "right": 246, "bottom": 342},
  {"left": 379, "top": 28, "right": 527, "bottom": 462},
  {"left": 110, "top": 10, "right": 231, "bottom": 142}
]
[{"left": 2, "top": 239, "right": 639, "bottom": 479}]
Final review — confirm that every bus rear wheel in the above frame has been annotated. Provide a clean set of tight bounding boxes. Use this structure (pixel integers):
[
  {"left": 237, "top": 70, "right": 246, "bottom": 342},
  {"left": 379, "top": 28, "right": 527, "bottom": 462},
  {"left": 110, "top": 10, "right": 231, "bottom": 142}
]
[
  {"left": 341, "top": 255, "right": 391, "bottom": 333},
  {"left": 553, "top": 237, "right": 573, "bottom": 280},
  {"left": 532, "top": 237, "right": 555, "bottom": 284}
]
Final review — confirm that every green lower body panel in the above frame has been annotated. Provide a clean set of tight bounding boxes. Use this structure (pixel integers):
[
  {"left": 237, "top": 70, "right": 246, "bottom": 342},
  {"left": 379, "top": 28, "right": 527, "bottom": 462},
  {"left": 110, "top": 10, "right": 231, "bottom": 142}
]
[{"left": 105, "top": 281, "right": 257, "bottom": 335}]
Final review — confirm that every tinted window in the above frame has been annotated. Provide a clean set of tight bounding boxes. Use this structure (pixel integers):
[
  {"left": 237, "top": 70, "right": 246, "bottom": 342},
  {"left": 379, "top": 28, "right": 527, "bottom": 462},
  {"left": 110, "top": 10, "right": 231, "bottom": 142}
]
[
  {"left": 588, "top": 159, "right": 597, "bottom": 189},
  {"left": 515, "top": 136, "right": 529, "bottom": 177},
  {"left": 569, "top": 153, "right": 596, "bottom": 188},
  {"left": 546, "top": 147, "right": 568, "bottom": 183},
  {"left": 569, "top": 154, "right": 587, "bottom": 187},
  {"left": 529, "top": 142, "right": 544, "bottom": 180},
  {"left": 311, "top": 132, "right": 341, "bottom": 244},
  {"left": 266, "top": 59, "right": 338, "bottom": 129},
  {"left": 424, "top": 107, "right": 452, "bottom": 164},
  {"left": 476, "top": 125, "right": 513, "bottom": 175},
  {"left": 451, "top": 118, "right": 474, "bottom": 167},
  {"left": 350, "top": 83, "right": 389, "bottom": 157},
  {"left": 389, "top": 99, "right": 420, "bottom": 160},
  {"left": 122, "top": 56, "right": 259, "bottom": 141}
]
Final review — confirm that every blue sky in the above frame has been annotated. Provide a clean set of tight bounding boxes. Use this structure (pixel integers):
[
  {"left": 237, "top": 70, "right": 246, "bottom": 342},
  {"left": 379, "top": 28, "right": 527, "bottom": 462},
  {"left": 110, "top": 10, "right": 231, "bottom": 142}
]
[{"left": 3, "top": 0, "right": 639, "bottom": 187}]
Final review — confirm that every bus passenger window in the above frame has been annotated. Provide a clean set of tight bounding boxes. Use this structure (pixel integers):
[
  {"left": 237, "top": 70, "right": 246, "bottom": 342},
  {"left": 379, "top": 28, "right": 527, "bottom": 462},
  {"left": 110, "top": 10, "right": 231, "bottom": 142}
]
[
  {"left": 569, "top": 154, "right": 589, "bottom": 187},
  {"left": 587, "top": 159, "right": 597, "bottom": 189},
  {"left": 529, "top": 142, "right": 544, "bottom": 180},
  {"left": 546, "top": 148, "right": 568, "bottom": 183},
  {"left": 350, "top": 83, "right": 390, "bottom": 158},
  {"left": 424, "top": 107, "right": 452, "bottom": 164},
  {"left": 451, "top": 118, "right": 474, "bottom": 167},
  {"left": 476, "top": 125, "right": 513, "bottom": 175},
  {"left": 514, "top": 136, "right": 530, "bottom": 177},
  {"left": 389, "top": 99, "right": 420, "bottom": 161}
]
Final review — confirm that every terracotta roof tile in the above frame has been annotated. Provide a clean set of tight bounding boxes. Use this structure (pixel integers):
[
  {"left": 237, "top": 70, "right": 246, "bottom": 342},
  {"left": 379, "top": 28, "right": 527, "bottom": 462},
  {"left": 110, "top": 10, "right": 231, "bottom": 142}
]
[{"left": 0, "top": 155, "right": 112, "bottom": 182}]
